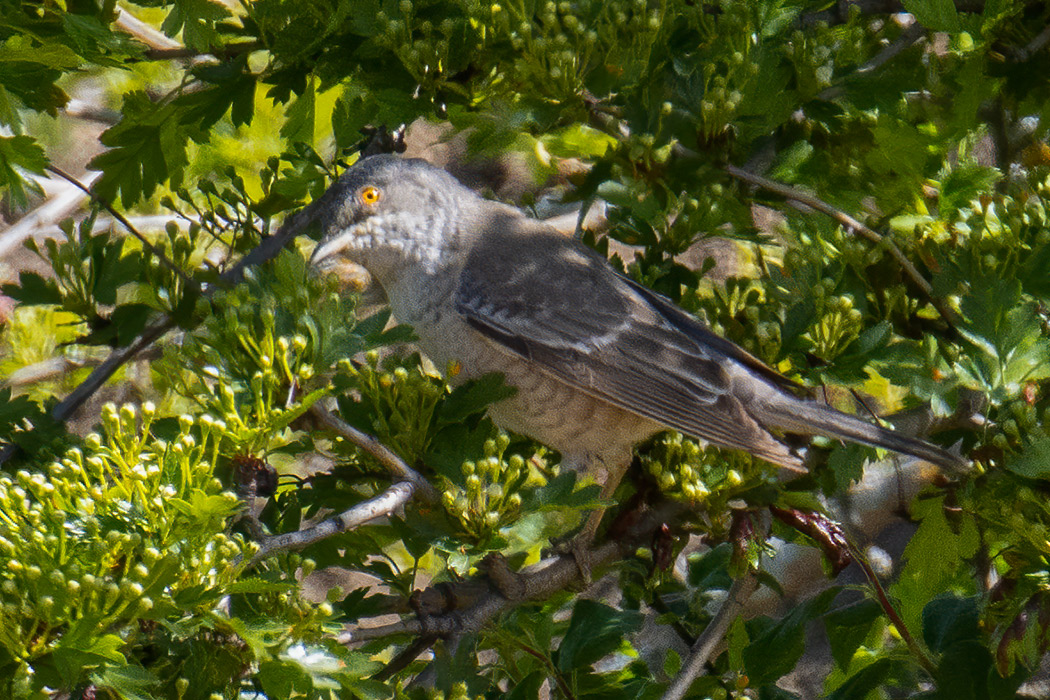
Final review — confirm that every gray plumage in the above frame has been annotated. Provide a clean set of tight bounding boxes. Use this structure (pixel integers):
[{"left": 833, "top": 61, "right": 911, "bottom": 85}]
[{"left": 309, "top": 154, "right": 968, "bottom": 478}]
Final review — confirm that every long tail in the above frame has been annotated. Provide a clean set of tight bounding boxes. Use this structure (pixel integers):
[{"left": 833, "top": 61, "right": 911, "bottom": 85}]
[{"left": 760, "top": 397, "right": 969, "bottom": 475}]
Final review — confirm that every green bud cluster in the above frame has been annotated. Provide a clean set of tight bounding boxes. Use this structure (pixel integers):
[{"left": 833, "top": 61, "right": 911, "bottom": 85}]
[
  {"left": 0, "top": 405, "right": 250, "bottom": 680},
  {"left": 336, "top": 354, "right": 446, "bottom": 465},
  {"left": 157, "top": 251, "right": 345, "bottom": 457},
  {"left": 807, "top": 288, "right": 863, "bottom": 361},
  {"left": 441, "top": 433, "right": 527, "bottom": 542},
  {"left": 640, "top": 432, "right": 757, "bottom": 510}
]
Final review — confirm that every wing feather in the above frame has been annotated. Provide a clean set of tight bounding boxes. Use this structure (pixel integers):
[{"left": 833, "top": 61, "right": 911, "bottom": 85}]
[{"left": 454, "top": 223, "right": 800, "bottom": 467}]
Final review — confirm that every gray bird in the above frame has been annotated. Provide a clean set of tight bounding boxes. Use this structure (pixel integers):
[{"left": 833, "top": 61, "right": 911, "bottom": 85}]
[{"left": 309, "top": 154, "right": 968, "bottom": 494}]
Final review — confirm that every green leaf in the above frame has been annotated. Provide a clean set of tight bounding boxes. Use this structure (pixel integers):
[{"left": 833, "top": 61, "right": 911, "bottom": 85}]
[
  {"left": 0, "top": 36, "right": 80, "bottom": 69},
  {"left": 0, "top": 135, "right": 47, "bottom": 207},
  {"left": 939, "top": 164, "right": 1001, "bottom": 219},
  {"left": 826, "top": 658, "right": 903, "bottom": 700},
  {"left": 743, "top": 587, "right": 837, "bottom": 686},
  {"left": 1004, "top": 435, "right": 1050, "bottom": 480},
  {"left": 893, "top": 496, "right": 979, "bottom": 634},
  {"left": 90, "top": 663, "right": 159, "bottom": 700},
  {"left": 555, "top": 599, "right": 642, "bottom": 671},
  {"left": 281, "top": 79, "right": 317, "bottom": 142},
  {"left": 438, "top": 373, "right": 516, "bottom": 426},
  {"left": 903, "top": 0, "right": 963, "bottom": 32},
  {"left": 923, "top": 594, "right": 980, "bottom": 654},
  {"left": 2, "top": 270, "right": 62, "bottom": 306},
  {"left": 258, "top": 659, "right": 313, "bottom": 697},
  {"left": 823, "top": 599, "right": 882, "bottom": 670},
  {"left": 161, "top": 0, "right": 231, "bottom": 51},
  {"left": 89, "top": 92, "right": 189, "bottom": 208}
]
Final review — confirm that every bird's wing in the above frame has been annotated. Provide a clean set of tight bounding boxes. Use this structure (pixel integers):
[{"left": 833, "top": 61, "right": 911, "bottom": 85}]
[{"left": 453, "top": 222, "right": 801, "bottom": 468}]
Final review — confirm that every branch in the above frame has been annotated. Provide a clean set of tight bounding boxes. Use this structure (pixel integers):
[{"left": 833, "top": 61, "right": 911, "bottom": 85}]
[
  {"left": 0, "top": 192, "right": 317, "bottom": 465},
  {"left": 818, "top": 22, "right": 926, "bottom": 101},
  {"left": 722, "top": 163, "right": 958, "bottom": 328},
  {"left": 661, "top": 571, "right": 760, "bottom": 700},
  {"left": 849, "top": 541, "right": 937, "bottom": 675},
  {"left": 0, "top": 171, "right": 100, "bottom": 258},
  {"left": 140, "top": 41, "right": 263, "bottom": 62},
  {"left": 1004, "top": 22, "right": 1050, "bottom": 62},
  {"left": 114, "top": 8, "right": 181, "bottom": 52},
  {"left": 250, "top": 481, "right": 416, "bottom": 563},
  {"left": 46, "top": 165, "right": 200, "bottom": 295},
  {"left": 308, "top": 405, "right": 441, "bottom": 504},
  {"left": 338, "top": 500, "right": 688, "bottom": 646}
]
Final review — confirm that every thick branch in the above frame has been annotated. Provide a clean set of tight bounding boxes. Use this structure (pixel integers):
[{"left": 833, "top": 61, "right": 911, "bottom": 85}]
[
  {"left": 251, "top": 481, "right": 417, "bottom": 563},
  {"left": 140, "top": 41, "right": 263, "bottom": 61},
  {"left": 338, "top": 500, "right": 687, "bottom": 645}
]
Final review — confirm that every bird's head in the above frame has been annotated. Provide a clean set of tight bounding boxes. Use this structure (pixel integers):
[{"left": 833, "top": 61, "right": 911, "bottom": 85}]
[{"left": 309, "top": 155, "right": 475, "bottom": 284}]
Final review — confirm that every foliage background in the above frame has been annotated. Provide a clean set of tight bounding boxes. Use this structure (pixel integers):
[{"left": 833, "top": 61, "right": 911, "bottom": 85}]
[{"left": 2, "top": 0, "right": 1050, "bottom": 697}]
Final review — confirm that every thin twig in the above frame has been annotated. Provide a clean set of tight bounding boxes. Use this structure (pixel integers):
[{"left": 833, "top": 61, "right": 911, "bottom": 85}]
[
  {"left": 250, "top": 481, "right": 416, "bottom": 563},
  {"left": 818, "top": 22, "right": 925, "bottom": 101},
  {"left": 0, "top": 171, "right": 100, "bottom": 257},
  {"left": 661, "top": 571, "right": 760, "bottom": 700},
  {"left": 0, "top": 187, "right": 317, "bottom": 465},
  {"left": 46, "top": 165, "right": 200, "bottom": 294},
  {"left": 723, "top": 163, "right": 957, "bottom": 328},
  {"left": 848, "top": 541, "right": 937, "bottom": 675},
  {"left": 308, "top": 405, "right": 440, "bottom": 504}
]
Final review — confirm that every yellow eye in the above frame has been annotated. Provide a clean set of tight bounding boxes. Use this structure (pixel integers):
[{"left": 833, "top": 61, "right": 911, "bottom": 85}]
[{"left": 359, "top": 185, "right": 382, "bottom": 206}]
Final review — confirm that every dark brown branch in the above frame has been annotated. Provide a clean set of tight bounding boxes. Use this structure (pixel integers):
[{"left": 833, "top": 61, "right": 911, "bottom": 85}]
[
  {"left": 338, "top": 500, "right": 688, "bottom": 645},
  {"left": 308, "top": 405, "right": 440, "bottom": 504}
]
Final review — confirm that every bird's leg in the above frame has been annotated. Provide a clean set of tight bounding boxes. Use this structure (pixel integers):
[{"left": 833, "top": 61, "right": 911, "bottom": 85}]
[{"left": 562, "top": 455, "right": 632, "bottom": 583}]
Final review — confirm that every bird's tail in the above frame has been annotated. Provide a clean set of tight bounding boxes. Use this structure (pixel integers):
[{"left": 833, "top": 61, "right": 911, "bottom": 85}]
[{"left": 760, "top": 398, "right": 970, "bottom": 475}]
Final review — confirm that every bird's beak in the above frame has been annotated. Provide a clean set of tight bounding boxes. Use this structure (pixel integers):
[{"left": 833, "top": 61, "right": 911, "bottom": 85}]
[
  {"left": 309, "top": 235, "right": 343, "bottom": 271},
  {"left": 309, "top": 232, "right": 372, "bottom": 292}
]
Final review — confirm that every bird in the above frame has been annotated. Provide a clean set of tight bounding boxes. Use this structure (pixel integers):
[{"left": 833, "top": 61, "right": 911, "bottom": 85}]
[{"left": 308, "top": 154, "right": 968, "bottom": 509}]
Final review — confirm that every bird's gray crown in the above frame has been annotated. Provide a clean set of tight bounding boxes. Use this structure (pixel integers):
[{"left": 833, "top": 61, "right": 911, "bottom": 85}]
[{"left": 310, "top": 155, "right": 475, "bottom": 279}]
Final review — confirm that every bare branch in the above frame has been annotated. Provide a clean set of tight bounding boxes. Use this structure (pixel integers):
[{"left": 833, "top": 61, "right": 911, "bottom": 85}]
[
  {"left": 1, "top": 357, "right": 94, "bottom": 388},
  {"left": 0, "top": 171, "right": 100, "bottom": 258},
  {"left": 250, "top": 481, "right": 417, "bottom": 563},
  {"left": 114, "top": 8, "right": 182, "bottom": 51},
  {"left": 661, "top": 571, "right": 760, "bottom": 700},
  {"left": 308, "top": 405, "right": 441, "bottom": 504},
  {"left": 722, "top": 163, "right": 958, "bottom": 328},
  {"left": 140, "top": 41, "right": 263, "bottom": 62}
]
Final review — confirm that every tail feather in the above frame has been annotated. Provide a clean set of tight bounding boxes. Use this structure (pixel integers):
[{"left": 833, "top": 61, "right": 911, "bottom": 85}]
[{"left": 760, "top": 398, "right": 969, "bottom": 475}]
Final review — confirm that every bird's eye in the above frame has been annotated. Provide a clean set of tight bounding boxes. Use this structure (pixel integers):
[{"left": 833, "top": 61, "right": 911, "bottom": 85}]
[{"left": 359, "top": 185, "right": 382, "bottom": 206}]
